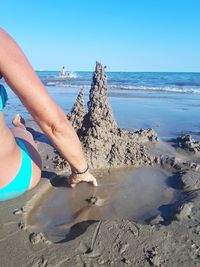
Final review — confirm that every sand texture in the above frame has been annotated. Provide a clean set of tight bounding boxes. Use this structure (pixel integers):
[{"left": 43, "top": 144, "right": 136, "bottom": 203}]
[
  {"left": 1, "top": 176, "right": 200, "bottom": 267},
  {"left": 0, "top": 62, "right": 200, "bottom": 267},
  {"left": 67, "top": 62, "right": 158, "bottom": 170}
]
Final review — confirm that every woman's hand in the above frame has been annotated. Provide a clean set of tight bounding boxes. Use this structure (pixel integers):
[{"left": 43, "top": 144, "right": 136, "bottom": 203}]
[{"left": 68, "top": 171, "right": 98, "bottom": 188}]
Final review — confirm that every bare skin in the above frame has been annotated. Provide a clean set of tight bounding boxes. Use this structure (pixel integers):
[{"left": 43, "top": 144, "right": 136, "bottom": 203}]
[
  {"left": 0, "top": 28, "right": 97, "bottom": 190},
  {"left": 0, "top": 113, "right": 42, "bottom": 189}
]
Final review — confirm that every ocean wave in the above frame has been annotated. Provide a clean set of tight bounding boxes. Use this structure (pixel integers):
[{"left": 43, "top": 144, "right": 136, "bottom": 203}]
[
  {"left": 109, "top": 85, "right": 200, "bottom": 94},
  {"left": 63, "top": 72, "right": 79, "bottom": 79},
  {"left": 53, "top": 72, "right": 79, "bottom": 79},
  {"left": 46, "top": 82, "right": 91, "bottom": 88},
  {"left": 43, "top": 81, "right": 200, "bottom": 94},
  {"left": 174, "top": 81, "right": 200, "bottom": 87}
]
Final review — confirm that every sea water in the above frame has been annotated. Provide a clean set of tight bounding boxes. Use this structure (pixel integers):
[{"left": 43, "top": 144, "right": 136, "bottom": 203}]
[
  {"left": 27, "top": 167, "right": 178, "bottom": 242},
  {"left": 2, "top": 71, "right": 200, "bottom": 140}
]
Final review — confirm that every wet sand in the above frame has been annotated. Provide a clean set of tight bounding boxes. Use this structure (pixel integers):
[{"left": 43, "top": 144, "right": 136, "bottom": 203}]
[
  {"left": 3, "top": 84, "right": 200, "bottom": 140},
  {"left": 27, "top": 167, "right": 177, "bottom": 242},
  {"left": 0, "top": 128, "right": 200, "bottom": 266}
]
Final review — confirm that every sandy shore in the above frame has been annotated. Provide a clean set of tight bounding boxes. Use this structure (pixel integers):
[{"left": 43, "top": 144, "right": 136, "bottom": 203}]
[
  {"left": 1, "top": 63, "right": 200, "bottom": 266},
  {"left": 0, "top": 124, "right": 200, "bottom": 267}
]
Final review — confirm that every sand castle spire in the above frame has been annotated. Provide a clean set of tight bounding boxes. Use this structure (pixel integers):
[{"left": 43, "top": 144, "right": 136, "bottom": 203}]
[
  {"left": 81, "top": 61, "right": 118, "bottom": 136},
  {"left": 67, "top": 62, "right": 157, "bottom": 169},
  {"left": 67, "top": 87, "right": 85, "bottom": 132}
]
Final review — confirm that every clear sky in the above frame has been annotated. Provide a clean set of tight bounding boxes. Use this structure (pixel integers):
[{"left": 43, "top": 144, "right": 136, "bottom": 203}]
[{"left": 1, "top": 0, "right": 200, "bottom": 71}]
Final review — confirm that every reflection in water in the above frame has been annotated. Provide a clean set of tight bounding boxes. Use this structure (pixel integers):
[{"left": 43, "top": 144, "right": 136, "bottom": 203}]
[{"left": 28, "top": 167, "right": 178, "bottom": 242}]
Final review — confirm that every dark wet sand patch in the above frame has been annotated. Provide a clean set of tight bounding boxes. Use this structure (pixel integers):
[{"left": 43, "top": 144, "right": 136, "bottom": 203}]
[{"left": 27, "top": 167, "right": 179, "bottom": 242}]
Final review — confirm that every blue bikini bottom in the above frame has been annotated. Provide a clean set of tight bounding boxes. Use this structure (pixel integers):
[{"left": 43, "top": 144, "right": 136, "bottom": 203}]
[{"left": 0, "top": 138, "right": 32, "bottom": 201}]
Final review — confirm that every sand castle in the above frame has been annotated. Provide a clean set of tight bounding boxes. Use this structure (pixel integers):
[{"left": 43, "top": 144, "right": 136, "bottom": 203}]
[
  {"left": 175, "top": 134, "right": 200, "bottom": 154},
  {"left": 67, "top": 62, "right": 158, "bottom": 169},
  {"left": 50, "top": 61, "right": 200, "bottom": 201}
]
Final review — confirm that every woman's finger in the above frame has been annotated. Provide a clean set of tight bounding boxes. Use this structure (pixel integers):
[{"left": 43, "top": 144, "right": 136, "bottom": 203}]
[
  {"left": 70, "top": 183, "right": 77, "bottom": 188},
  {"left": 90, "top": 178, "right": 98, "bottom": 187}
]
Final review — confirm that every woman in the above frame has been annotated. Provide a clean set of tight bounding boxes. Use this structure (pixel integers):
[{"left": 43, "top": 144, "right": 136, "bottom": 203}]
[{"left": 0, "top": 28, "right": 97, "bottom": 201}]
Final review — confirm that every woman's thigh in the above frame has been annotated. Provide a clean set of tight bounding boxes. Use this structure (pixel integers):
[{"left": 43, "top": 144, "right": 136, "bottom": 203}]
[{"left": 10, "top": 127, "right": 42, "bottom": 190}]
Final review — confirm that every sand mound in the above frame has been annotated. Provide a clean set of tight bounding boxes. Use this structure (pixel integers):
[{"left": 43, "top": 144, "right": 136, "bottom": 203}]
[{"left": 65, "top": 62, "right": 158, "bottom": 170}]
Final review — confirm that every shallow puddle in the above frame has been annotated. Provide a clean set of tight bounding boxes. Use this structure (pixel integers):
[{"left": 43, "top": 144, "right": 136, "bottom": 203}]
[{"left": 28, "top": 167, "right": 179, "bottom": 242}]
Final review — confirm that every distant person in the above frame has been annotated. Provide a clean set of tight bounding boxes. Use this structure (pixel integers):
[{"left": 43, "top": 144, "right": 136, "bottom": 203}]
[
  {"left": 0, "top": 28, "right": 97, "bottom": 201},
  {"left": 60, "top": 66, "right": 66, "bottom": 77}
]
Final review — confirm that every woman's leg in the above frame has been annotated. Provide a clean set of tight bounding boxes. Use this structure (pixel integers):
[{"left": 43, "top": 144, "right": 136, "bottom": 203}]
[{"left": 10, "top": 114, "right": 42, "bottom": 190}]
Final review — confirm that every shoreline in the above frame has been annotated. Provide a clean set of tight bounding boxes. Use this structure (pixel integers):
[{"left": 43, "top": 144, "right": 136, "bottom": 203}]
[{"left": 3, "top": 82, "right": 200, "bottom": 141}]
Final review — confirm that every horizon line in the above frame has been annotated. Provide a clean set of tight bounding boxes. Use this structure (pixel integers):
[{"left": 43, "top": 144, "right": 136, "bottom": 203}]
[{"left": 35, "top": 69, "right": 200, "bottom": 73}]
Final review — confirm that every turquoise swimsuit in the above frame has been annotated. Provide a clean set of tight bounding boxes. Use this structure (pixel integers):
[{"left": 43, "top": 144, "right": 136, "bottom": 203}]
[
  {"left": 0, "top": 84, "right": 32, "bottom": 201},
  {"left": 0, "top": 84, "right": 8, "bottom": 110}
]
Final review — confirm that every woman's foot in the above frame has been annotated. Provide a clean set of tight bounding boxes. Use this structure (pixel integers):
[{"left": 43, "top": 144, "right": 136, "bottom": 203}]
[{"left": 12, "top": 114, "right": 26, "bottom": 129}]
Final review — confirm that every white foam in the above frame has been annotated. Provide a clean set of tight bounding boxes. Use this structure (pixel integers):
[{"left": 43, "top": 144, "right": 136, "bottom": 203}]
[
  {"left": 45, "top": 82, "right": 200, "bottom": 94},
  {"left": 109, "top": 85, "right": 200, "bottom": 94}
]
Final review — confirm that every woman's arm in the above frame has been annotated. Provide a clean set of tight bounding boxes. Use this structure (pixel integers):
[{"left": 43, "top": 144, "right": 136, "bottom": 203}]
[{"left": 0, "top": 28, "right": 97, "bottom": 187}]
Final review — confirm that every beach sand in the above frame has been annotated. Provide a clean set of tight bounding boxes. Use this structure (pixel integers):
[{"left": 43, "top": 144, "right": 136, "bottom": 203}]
[
  {"left": 0, "top": 121, "right": 200, "bottom": 267},
  {"left": 0, "top": 144, "right": 200, "bottom": 267},
  {"left": 1, "top": 64, "right": 200, "bottom": 266}
]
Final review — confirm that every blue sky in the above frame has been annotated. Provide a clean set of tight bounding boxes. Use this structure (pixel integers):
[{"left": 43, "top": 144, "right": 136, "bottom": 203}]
[{"left": 1, "top": 0, "right": 200, "bottom": 71}]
